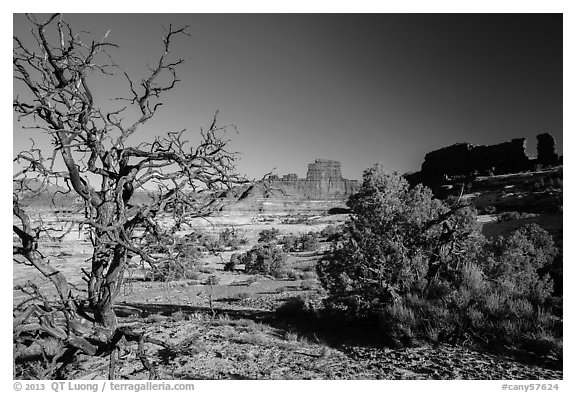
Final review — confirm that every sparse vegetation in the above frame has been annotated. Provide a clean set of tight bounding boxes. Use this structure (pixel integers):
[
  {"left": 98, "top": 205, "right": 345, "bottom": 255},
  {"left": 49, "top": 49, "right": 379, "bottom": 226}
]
[{"left": 12, "top": 13, "right": 563, "bottom": 381}]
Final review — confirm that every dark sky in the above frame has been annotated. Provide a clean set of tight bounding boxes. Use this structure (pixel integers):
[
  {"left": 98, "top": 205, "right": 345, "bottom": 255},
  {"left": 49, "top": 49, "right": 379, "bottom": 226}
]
[{"left": 13, "top": 13, "right": 563, "bottom": 180}]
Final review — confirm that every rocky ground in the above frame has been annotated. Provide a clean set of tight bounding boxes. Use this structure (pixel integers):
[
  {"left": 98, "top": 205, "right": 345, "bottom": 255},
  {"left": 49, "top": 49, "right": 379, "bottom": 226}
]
[
  {"left": 13, "top": 206, "right": 563, "bottom": 380},
  {"left": 63, "top": 310, "right": 562, "bottom": 380}
]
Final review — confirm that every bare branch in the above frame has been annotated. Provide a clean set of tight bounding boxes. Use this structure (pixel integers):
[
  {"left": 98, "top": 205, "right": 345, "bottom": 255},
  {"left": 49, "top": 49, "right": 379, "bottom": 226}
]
[{"left": 14, "top": 14, "right": 250, "bottom": 378}]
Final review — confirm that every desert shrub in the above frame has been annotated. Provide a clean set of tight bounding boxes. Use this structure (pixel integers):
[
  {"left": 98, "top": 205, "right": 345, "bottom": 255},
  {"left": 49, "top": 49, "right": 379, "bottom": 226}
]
[
  {"left": 279, "top": 232, "right": 319, "bottom": 252},
  {"left": 497, "top": 211, "right": 522, "bottom": 221},
  {"left": 299, "top": 232, "right": 320, "bottom": 251},
  {"left": 200, "top": 234, "right": 221, "bottom": 251},
  {"left": 280, "top": 234, "right": 299, "bottom": 252},
  {"left": 234, "top": 292, "right": 251, "bottom": 300},
  {"left": 241, "top": 243, "right": 287, "bottom": 275},
  {"left": 300, "top": 271, "right": 316, "bottom": 280},
  {"left": 286, "top": 269, "right": 299, "bottom": 280},
  {"left": 145, "top": 231, "right": 209, "bottom": 281},
  {"left": 320, "top": 224, "right": 344, "bottom": 241},
  {"left": 533, "top": 175, "right": 562, "bottom": 192},
  {"left": 285, "top": 332, "right": 299, "bottom": 342},
  {"left": 175, "top": 231, "right": 213, "bottom": 251},
  {"left": 258, "top": 228, "right": 280, "bottom": 243},
  {"left": 317, "top": 165, "right": 561, "bottom": 351},
  {"left": 170, "top": 310, "right": 187, "bottom": 322},
  {"left": 205, "top": 275, "right": 219, "bottom": 286},
  {"left": 497, "top": 211, "right": 538, "bottom": 222},
  {"left": 482, "top": 205, "right": 497, "bottom": 215},
  {"left": 300, "top": 262, "right": 316, "bottom": 272},
  {"left": 224, "top": 253, "right": 240, "bottom": 271},
  {"left": 377, "top": 254, "right": 561, "bottom": 349},
  {"left": 199, "top": 266, "right": 216, "bottom": 274},
  {"left": 482, "top": 223, "right": 557, "bottom": 305},
  {"left": 271, "top": 269, "right": 289, "bottom": 279},
  {"left": 186, "top": 271, "right": 201, "bottom": 281},
  {"left": 300, "top": 279, "right": 317, "bottom": 290},
  {"left": 218, "top": 227, "right": 247, "bottom": 250},
  {"left": 276, "top": 296, "right": 315, "bottom": 318},
  {"left": 234, "top": 332, "right": 269, "bottom": 345},
  {"left": 551, "top": 176, "right": 563, "bottom": 190},
  {"left": 173, "top": 237, "right": 203, "bottom": 259},
  {"left": 280, "top": 215, "right": 311, "bottom": 225},
  {"left": 173, "top": 230, "right": 245, "bottom": 253},
  {"left": 153, "top": 258, "right": 201, "bottom": 282},
  {"left": 317, "top": 167, "right": 480, "bottom": 313}
]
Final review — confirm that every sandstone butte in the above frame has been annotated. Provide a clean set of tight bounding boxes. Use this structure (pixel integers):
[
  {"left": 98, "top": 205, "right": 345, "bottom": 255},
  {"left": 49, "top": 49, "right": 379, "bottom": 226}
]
[{"left": 218, "top": 159, "right": 359, "bottom": 212}]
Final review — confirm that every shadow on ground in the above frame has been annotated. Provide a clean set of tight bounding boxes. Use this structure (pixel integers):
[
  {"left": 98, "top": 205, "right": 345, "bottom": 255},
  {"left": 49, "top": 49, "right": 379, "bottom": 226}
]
[{"left": 115, "top": 298, "right": 562, "bottom": 372}]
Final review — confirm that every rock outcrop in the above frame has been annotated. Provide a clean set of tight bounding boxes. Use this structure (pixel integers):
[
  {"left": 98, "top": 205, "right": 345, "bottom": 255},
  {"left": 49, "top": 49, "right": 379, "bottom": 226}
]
[
  {"left": 420, "top": 138, "right": 530, "bottom": 179},
  {"left": 537, "top": 133, "right": 559, "bottom": 166},
  {"left": 406, "top": 133, "right": 561, "bottom": 195}
]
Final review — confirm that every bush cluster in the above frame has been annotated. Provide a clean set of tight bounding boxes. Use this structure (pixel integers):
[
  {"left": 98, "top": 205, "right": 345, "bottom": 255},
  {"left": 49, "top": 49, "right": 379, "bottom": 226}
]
[
  {"left": 317, "top": 166, "right": 562, "bottom": 352},
  {"left": 217, "top": 227, "right": 248, "bottom": 250},
  {"left": 143, "top": 228, "right": 246, "bottom": 281},
  {"left": 280, "top": 232, "right": 320, "bottom": 252},
  {"left": 237, "top": 242, "right": 288, "bottom": 275},
  {"left": 143, "top": 232, "right": 204, "bottom": 281},
  {"left": 320, "top": 224, "right": 344, "bottom": 241},
  {"left": 497, "top": 211, "right": 538, "bottom": 222},
  {"left": 258, "top": 228, "right": 280, "bottom": 243}
]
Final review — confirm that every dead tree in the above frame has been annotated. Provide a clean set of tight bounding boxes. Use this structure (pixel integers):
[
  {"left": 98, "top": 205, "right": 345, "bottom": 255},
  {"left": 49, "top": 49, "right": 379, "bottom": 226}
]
[{"left": 13, "top": 13, "right": 246, "bottom": 378}]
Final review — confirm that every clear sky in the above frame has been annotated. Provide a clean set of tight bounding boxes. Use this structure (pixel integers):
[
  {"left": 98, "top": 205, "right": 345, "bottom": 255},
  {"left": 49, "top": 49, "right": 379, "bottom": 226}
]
[{"left": 13, "top": 13, "right": 563, "bottom": 181}]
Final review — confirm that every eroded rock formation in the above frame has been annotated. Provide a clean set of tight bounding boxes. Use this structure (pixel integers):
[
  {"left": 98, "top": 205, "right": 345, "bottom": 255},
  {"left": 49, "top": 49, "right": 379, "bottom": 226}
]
[
  {"left": 266, "top": 159, "right": 359, "bottom": 199},
  {"left": 218, "top": 159, "right": 359, "bottom": 212},
  {"left": 406, "top": 133, "right": 561, "bottom": 195},
  {"left": 420, "top": 138, "right": 530, "bottom": 179},
  {"left": 537, "top": 133, "right": 559, "bottom": 166}
]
